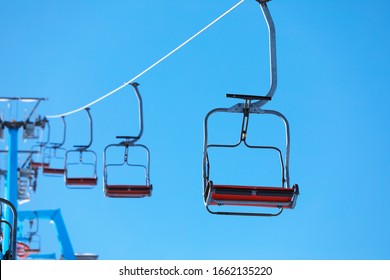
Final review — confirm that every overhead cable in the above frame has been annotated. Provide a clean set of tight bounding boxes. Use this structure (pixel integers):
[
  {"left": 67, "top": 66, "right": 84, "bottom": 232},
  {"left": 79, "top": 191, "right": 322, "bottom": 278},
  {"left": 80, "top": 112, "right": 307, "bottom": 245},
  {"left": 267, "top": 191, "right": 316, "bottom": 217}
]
[{"left": 46, "top": 0, "right": 246, "bottom": 119}]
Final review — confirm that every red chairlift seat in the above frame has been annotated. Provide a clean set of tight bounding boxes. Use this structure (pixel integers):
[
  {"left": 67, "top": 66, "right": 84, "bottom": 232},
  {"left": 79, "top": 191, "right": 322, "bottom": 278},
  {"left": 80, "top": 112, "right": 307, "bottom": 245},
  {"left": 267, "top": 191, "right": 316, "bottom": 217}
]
[
  {"left": 30, "top": 161, "right": 49, "bottom": 169},
  {"left": 104, "top": 184, "right": 152, "bottom": 198},
  {"left": 43, "top": 167, "right": 65, "bottom": 175},
  {"left": 65, "top": 177, "right": 97, "bottom": 186},
  {"left": 208, "top": 183, "right": 299, "bottom": 208}
]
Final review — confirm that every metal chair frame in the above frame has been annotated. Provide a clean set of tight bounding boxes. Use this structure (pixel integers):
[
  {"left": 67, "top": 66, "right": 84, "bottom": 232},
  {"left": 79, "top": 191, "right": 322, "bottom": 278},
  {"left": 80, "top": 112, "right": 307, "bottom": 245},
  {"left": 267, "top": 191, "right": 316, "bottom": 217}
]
[
  {"left": 202, "top": 0, "right": 299, "bottom": 216},
  {"left": 103, "top": 82, "right": 152, "bottom": 198}
]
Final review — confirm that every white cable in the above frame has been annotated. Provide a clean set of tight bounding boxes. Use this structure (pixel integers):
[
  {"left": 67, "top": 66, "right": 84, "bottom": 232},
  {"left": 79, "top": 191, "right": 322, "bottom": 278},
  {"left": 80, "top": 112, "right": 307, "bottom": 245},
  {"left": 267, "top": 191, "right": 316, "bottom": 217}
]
[{"left": 46, "top": 0, "right": 246, "bottom": 119}]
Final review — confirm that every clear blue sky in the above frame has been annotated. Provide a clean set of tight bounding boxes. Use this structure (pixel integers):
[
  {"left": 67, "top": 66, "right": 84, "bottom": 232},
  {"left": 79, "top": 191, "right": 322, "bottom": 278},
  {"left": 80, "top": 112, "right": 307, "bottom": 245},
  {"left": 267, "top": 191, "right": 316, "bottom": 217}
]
[{"left": 1, "top": 0, "right": 389, "bottom": 260}]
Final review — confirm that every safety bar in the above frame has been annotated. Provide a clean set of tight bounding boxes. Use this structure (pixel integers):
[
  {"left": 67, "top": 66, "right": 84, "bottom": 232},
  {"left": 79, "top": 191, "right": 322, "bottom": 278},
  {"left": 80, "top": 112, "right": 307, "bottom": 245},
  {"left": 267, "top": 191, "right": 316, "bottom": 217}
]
[{"left": 103, "top": 143, "right": 151, "bottom": 188}]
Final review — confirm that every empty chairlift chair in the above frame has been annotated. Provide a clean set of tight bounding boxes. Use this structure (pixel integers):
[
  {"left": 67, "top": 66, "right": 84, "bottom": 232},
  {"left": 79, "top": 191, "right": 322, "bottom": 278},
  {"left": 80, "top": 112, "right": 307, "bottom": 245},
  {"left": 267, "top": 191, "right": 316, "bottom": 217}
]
[
  {"left": 202, "top": 0, "right": 299, "bottom": 217},
  {"left": 42, "top": 117, "right": 67, "bottom": 176},
  {"left": 64, "top": 108, "right": 97, "bottom": 188},
  {"left": 103, "top": 82, "right": 152, "bottom": 198},
  {"left": 203, "top": 95, "right": 299, "bottom": 216}
]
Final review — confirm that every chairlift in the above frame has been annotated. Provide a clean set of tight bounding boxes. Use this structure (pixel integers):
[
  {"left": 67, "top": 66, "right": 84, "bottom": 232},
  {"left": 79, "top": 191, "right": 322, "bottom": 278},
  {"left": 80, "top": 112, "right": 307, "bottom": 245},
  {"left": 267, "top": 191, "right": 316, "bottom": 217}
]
[
  {"left": 29, "top": 119, "right": 50, "bottom": 169},
  {"left": 202, "top": 0, "right": 299, "bottom": 217},
  {"left": 103, "top": 82, "right": 152, "bottom": 198},
  {"left": 64, "top": 108, "right": 97, "bottom": 188},
  {"left": 42, "top": 117, "right": 67, "bottom": 176}
]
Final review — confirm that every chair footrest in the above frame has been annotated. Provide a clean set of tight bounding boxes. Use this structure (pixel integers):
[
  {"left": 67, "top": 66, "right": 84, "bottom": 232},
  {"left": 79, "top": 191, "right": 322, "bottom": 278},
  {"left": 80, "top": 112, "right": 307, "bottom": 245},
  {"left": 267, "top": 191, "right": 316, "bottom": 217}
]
[{"left": 226, "top": 93, "right": 272, "bottom": 101}]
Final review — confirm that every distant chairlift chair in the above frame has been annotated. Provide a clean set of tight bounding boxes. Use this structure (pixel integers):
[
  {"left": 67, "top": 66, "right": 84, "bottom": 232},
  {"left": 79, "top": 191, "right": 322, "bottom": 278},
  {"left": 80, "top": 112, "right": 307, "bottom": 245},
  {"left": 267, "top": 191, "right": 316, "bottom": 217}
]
[
  {"left": 42, "top": 117, "right": 67, "bottom": 176},
  {"left": 103, "top": 82, "right": 152, "bottom": 198},
  {"left": 29, "top": 118, "right": 50, "bottom": 169},
  {"left": 64, "top": 108, "right": 97, "bottom": 188}
]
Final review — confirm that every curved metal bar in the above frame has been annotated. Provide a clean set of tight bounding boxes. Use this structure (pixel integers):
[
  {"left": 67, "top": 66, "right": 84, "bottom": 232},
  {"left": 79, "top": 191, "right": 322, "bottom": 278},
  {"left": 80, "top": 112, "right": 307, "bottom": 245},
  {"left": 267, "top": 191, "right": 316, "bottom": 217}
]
[
  {"left": 129, "top": 82, "right": 144, "bottom": 141},
  {"left": 37, "top": 119, "right": 50, "bottom": 147},
  {"left": 50, "top": 116, "right": 66, "bottom": 148},
  {"left": 0, "top": 198, "right": 17, "bottom": 260},
  {"left": 73, "top": 108, "right": 93, "bottom": 150},
  {"left": 253, "top": 0, "right": 277, "bottom": 108}
]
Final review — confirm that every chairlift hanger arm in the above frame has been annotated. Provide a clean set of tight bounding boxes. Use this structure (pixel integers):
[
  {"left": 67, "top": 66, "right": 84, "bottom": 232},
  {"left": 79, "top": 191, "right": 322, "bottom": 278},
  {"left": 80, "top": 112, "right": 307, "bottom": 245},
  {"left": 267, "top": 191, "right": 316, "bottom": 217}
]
[
  {"left": 252, "top": 0, "right": 277, "bottom": 108},
  {"left": 116, "top": 82, "right": 144, "bottom": 143},
  {"left": 50, "top": 116, "right": 67, "bottom": 148},
  {"left": 37, "top": 119, "right": 50, "bottom": 147},
  {"left": 73, "top": 108, "right": 93, "bottom": 150},
  {"left": 130, "top": 82, "right": 144, "bottom": 140}
]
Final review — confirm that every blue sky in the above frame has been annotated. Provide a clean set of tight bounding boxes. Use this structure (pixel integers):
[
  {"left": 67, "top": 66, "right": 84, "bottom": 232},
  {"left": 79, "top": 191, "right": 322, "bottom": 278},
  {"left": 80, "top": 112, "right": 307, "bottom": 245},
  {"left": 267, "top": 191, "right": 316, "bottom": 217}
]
[{"left": 1, "top": 0, "right": 390, "bottom": 260}]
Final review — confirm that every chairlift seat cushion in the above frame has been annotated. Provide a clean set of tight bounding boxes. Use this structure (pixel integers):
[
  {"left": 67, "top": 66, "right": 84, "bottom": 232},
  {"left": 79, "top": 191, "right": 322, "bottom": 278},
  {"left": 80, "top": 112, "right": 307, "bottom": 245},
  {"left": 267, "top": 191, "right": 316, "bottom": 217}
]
[
  {"left": 105, "top": 184, "right": 152, "bottom": 198},
  {"left": 210, "top": 184, "right": 297, "bottom": 208},
  {"left": 66, "top": 177, "right": 97, "bottom": 186},
  {"left": 43, "top": 167, "right": 65, "bottom": 175},
  {"left": 30, "top": 161, "right": 49, "bottom": 168}
]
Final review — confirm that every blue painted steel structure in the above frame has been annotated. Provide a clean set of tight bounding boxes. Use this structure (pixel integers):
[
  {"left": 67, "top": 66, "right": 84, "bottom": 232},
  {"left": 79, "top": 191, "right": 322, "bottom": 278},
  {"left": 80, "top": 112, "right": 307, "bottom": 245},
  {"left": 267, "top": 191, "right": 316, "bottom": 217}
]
[{"left": 18, "top": 210, "right": 76, "bottom": 260}]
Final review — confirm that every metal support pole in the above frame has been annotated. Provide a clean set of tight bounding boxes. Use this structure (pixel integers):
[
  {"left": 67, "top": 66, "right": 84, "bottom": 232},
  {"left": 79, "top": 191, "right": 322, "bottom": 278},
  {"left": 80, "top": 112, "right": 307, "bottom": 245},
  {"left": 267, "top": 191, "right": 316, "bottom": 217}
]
[{"left": 3, "top": 127, "right": 19, "bottom": 255}]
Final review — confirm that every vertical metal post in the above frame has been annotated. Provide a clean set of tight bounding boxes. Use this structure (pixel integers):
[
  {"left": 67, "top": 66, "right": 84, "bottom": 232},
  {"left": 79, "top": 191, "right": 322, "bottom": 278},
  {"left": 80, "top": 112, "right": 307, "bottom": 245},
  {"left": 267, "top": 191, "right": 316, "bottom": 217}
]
[{"left": 3, "top": 127, "right": 19, "bottom": 255}]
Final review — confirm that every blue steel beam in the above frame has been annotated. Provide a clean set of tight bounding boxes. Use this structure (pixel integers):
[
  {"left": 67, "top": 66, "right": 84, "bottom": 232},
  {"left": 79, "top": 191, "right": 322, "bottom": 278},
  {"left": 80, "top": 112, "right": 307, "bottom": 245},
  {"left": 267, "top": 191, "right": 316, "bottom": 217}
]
[{"left": 18, "top": 209, "right": 76, "bottom": 260}]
